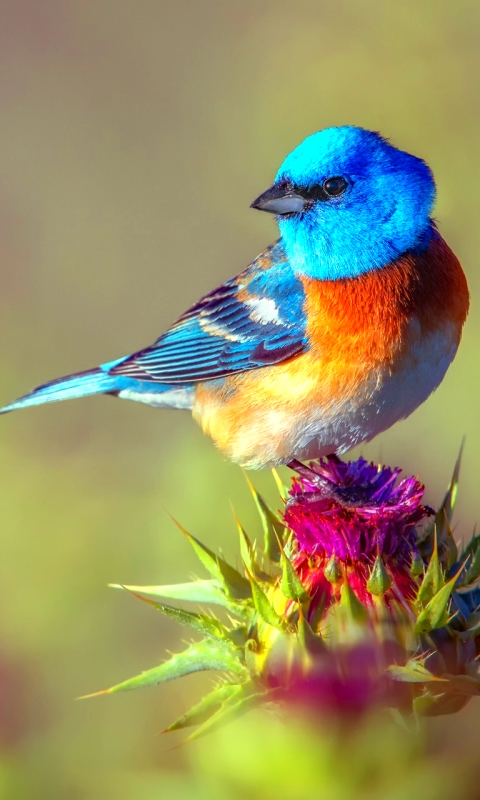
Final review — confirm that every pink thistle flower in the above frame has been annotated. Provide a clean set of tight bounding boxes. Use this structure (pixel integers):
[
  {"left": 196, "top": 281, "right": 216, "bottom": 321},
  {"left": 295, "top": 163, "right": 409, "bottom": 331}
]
[{"left": 285, "top": 456, "right": 432, "bottom": 613}]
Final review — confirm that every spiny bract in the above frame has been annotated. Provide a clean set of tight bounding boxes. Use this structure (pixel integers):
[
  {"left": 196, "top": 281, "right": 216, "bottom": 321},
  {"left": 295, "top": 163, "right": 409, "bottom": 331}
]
[{"left": 86, "top": 451, "right": 480, "bottom": 740}]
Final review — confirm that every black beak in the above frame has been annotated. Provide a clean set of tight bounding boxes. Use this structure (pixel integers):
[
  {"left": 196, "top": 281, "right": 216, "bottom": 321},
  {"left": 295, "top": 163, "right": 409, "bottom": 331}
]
[{"left": 250, "top": 182, "right": 306, "bottom": 215}]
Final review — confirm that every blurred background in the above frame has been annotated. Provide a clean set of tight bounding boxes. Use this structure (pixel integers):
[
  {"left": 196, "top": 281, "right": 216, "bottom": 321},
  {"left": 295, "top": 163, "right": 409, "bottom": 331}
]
[{"left": 0, "top": 0, "right": 479, "bottom": 797}]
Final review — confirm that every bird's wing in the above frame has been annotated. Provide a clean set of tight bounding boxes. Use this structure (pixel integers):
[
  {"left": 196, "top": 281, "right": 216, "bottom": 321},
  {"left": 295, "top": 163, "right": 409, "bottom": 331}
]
[{"left": 109, "top": 241, "right": 307, "bottom": 384}]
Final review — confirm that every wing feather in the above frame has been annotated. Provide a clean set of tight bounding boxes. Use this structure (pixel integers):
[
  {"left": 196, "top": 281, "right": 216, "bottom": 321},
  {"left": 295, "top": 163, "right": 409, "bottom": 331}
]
[{"left": 110, "top": 241, "right": 307, "bottom": 384}]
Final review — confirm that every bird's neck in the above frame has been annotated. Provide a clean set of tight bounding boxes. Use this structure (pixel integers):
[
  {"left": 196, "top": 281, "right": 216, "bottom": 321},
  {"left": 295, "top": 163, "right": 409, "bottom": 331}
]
[{"left": 279, "top": 217, "right": 435, "bottom": 281}]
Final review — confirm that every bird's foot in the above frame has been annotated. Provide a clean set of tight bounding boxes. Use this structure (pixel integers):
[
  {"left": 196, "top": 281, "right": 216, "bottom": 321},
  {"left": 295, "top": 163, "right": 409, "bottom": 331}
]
[{"left": 286, "top": 458, "right": 369, "bottom": 509}]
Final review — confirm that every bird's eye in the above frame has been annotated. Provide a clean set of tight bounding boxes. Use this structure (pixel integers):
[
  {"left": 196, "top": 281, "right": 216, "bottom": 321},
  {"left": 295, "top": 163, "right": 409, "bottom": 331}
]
[{"left": 323, "top": 176, "right": 348, "bottom": 197}]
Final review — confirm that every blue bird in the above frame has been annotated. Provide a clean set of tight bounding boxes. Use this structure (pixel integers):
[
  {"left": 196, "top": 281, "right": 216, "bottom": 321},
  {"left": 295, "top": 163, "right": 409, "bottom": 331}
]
[{"left": 1, "top": 126, "right": 469, "bottom": 468}]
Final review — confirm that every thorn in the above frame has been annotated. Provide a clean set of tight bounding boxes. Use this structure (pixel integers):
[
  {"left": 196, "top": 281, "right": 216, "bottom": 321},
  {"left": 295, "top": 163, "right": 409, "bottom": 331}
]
[{"left": 76, "top": 688, "right": 110, "bottom": 700}]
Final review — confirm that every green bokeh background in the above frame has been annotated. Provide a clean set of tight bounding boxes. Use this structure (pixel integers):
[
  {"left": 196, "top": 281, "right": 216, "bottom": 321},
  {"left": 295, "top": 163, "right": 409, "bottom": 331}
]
[{"left": 0, "top": 1, "right": 479, "bottom": 797}]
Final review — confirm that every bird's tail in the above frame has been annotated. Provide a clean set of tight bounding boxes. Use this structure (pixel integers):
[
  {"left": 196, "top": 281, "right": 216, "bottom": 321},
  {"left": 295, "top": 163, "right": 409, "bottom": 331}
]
[{"left": 0, "top": 367, "right": 118, "bottom": 414}]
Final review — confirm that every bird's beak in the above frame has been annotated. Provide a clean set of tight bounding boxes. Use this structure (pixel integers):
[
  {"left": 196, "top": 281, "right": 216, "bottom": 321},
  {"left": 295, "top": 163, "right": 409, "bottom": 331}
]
[{"left": 250, "top": 182, "right": 306, "bottom": 215}]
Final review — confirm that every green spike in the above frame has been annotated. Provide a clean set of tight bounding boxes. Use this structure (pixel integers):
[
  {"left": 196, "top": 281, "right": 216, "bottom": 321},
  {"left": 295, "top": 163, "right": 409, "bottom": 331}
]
[
  {"left": 181, "top": 687, "right": 266, "bottom": 745},
  {"left": 417, "top": 531, "right": 444, "bottom": 607},
  {"left": 233, "top": 510, "right": 255, "bottom": 574},
  {"left": 324, "top": 554, "right": 342, "bottom": 584},
  {"left": 164, "top": 683, "right": 243, "bottom": 732},
  {"left": 272, "top": 468, "right": 289, "bottom": 502},
  {"left": 443, "top": 441, "right": 464, "bottom": 523},
  {"left": 245, "top": 569, "right": 287, "bottom": 632},
  {"left": 412, "top": 692, "right": 439, "bottom": 717},
  {"left": 297, "top": 608, "right": 325, "bottom": 654},
  {"left": 170, "top": 516, "right": 251, "bottom": 599},
  {"left": 387, "top": 661, "right": 444, "bottom": 683},
  {"left": 280, "top": 552, "right": 309, "bottom": 603},
  {"left": 244, "top": 474, "right": 283, "bottom": 562},
  {"left": 414, "top": 570, "right": 461, "bottom": 634},
  {"left": 339, "top": 578, "right": 367, "bottom": 623},
  {"left": 366, "top": 555, "right": 392, "bottom": 596},
  {"left": 110, "top": 579, "right": 228, "bottom": 606},
  {"left": 80, "top": 639, "right": 247, "bottom": 697},
  {"left": 122, "top": 588, "right": 226, "bottom": 639},
  {"left": 420, "top": 446, "right": 463, "bottom": 565},
  {"left": 458, "top": 613, "right": 480, "bottom": 640},
  {"left": 460, "top": 533, "right": 480, "bottom": 587},
  {"left": 410, "top": 550, "right": 425, "bottom": 577}
]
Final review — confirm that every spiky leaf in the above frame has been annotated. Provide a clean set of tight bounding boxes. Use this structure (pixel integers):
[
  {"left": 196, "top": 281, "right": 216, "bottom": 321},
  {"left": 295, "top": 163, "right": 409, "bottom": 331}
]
[
  {"left": 246, "top": 570, "right": 287, "bottom": 632},
  {"left": 245, "top": 475, "right": 283, "bottom": 562},
  {"left": 280, "top": 553, "right": 309, "bottom": 603},
  {"left": 297, "top": 608, "right": 325, "bottom": 654},
  {"left": 388, "top": 661, "right": 444, "bottom": 683},
  {"left": 271, "top": 469, "right": 289, "bottom": 502},
  {"left": 124, "top": 589, "right": 226, "bottom": 639},
  {"left": 233, "top": 511, "right": 255, "bottom": 574},
  {"left": 164, "top": 682, "right": 243, "bottom": 732},
  {"left": 83, "top": 639, "right": 246, "bottom": 696},
  {"left": 459, "top": 534, "right": 480, "bottom": 586},
  {"left": 415, "top": 572, "right": 459, "bottom": 634},
  {"left": 182, "top": 687, "right": 268, "bottom": 744},
  {"left": 417, "top": 534, "right": 443, "bottom": 607},
  {"left": 420, "top": 446, "right": 462, "bottom": 566},
  {"left": 110, "top": 580, "right": 227, "bottom": 606},
  {"left": 171, "top": 517, "right": 251, "bottom": 599},
  {"left": 339, "top": 579, "right": 368, "bottom": 623}
]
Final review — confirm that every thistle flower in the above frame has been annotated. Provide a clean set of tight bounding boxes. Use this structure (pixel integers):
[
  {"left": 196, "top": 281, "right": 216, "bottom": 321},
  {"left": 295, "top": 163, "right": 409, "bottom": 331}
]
[
  {"left": 86, "top": 452, "right": 480, "bottom": 738},
  {"left": 285, "top": 455, "right": 430, "bottom": 614}
]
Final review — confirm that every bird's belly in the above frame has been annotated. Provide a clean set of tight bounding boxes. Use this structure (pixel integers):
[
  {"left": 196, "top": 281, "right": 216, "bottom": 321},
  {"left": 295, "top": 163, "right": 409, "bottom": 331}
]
[{"left": 193, "top": 325, "right": 459, "bottom": 469}]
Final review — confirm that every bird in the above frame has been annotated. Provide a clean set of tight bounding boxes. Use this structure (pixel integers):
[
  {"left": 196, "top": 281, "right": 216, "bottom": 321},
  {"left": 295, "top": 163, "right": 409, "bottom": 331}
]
[{"left": 0, "top": 126, "right": 469, "bottom": 469}]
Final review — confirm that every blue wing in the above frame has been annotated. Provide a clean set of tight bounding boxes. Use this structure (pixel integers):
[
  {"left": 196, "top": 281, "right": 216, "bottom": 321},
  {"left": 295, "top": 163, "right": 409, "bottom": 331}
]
[{"left": 110, "top": 241, "right": 308, "bottom": 384}]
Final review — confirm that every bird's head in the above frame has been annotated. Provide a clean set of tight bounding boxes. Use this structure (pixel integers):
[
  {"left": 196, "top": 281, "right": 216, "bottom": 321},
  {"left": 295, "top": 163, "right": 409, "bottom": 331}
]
[{"left": 251, "top": 126, "right": 436, "bottom": 280}]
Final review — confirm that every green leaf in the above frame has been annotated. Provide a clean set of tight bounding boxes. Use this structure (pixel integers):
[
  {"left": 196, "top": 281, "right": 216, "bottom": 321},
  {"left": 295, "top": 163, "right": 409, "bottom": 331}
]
[
  {"left": 459, "top": 532, "right": 480, "bottom": 587},
  {"left": 418, "top": 447, "right": 463, "bottom": 566},
  {"left": 410, "top": 550, "right": 424, "bottom": 578},
  {"left": 245, "top": 474, "right": 283, "bottom": 562},
  {"left": 463, "top": 546, "right": 480, "bottom": 586},
  {"left": 164, "top": 682, "right": 243, "bottom": 732},
  {"left": 233, "top": 511, "right": 255, "bottom": 575},
  {"left": 387, "top": 661, "right": 444, "bottom": 683},
  {"left": 414, "top": 571, "right": 460, "bottom": 634},
  {"left": 170, "top": 516, "right": 251, "bottom": 600},
  {"left": 442, "top": 442, "right": 463, "bottom": 524},
  {"left": 182, "top": 687, "right": 267, "bottom": 744},
  {"left": 110, "top": 580, "right": 228, "bottom": 606},
  {"left": 421, "top": 447, "right": 463, "bottom": 567},
  {"left": 123, "top": 588, "right": 226, "bottom": 639},
  {"left": 272, "top": 468, "right": 289, "bottom": 502},
  {"left": 462, "top": 529, "right": 480, "bottom": 561},
  {"left": 339, "top": 579, "right": 367, "bottom": 623},
  {"left": 297, "top": 608, "right": 325, "bottom": 654},
  {"left": 458, "top": 611, "right": 480, "bottom": 640},
  {"left": 280, "top": 553, "right": 309, "bottom": 603},
  {"left": 417, "top": 533, "right": 443, "bottom": 607},
  {"left": 412, "top": 692, "right": 439, "bottom": 717},
  {"left": 246, "top": 570, "right": 287, "bottom": 632},
  {"left": 81, "top": 639, "right": 247, "bottom": 696}
]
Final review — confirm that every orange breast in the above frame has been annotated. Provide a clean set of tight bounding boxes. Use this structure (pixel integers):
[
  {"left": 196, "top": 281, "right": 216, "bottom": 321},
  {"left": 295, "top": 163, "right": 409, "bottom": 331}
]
[
  {"left": 193, "top": 234, "right": 469, "bottom": 466},
  {"left": 299, "top": 233, "right": 469, "bottom": 395}
]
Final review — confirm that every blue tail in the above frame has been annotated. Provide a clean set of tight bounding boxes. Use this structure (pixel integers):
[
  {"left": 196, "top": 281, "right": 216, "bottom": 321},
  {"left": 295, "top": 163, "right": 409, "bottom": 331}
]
[{"left": 0, "top": 367, "right": 118, "bottom": 414}]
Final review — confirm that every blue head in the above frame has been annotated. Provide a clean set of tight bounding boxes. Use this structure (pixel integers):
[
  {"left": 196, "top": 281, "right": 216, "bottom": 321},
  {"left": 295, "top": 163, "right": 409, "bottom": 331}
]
[{"left": 251, "top": 126, "right": 436, "bottom": 280}]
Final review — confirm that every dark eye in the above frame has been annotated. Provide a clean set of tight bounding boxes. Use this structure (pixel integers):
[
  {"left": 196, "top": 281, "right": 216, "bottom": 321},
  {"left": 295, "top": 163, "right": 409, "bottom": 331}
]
[{"left": 323, "top": 176, "right": 348, "bottom": 197}]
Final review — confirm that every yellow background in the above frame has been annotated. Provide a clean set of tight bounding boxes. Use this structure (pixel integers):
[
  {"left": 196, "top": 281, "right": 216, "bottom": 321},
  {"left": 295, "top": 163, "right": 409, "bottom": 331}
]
[{"left": 0, "top": 1, "right": 479, "bottom": 797}]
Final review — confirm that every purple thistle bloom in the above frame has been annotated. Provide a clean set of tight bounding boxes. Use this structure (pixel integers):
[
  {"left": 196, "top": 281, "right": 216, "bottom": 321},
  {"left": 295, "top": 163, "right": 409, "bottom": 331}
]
[{"left": 285, "top": 455, "right": 432, "bottom": 607}]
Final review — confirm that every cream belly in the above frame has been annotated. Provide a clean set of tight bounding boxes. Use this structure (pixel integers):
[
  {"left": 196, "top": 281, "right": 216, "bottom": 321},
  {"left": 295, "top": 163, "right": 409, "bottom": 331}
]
[{"left": 196, "top": 326, "right": 459, "bottom": 469}]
